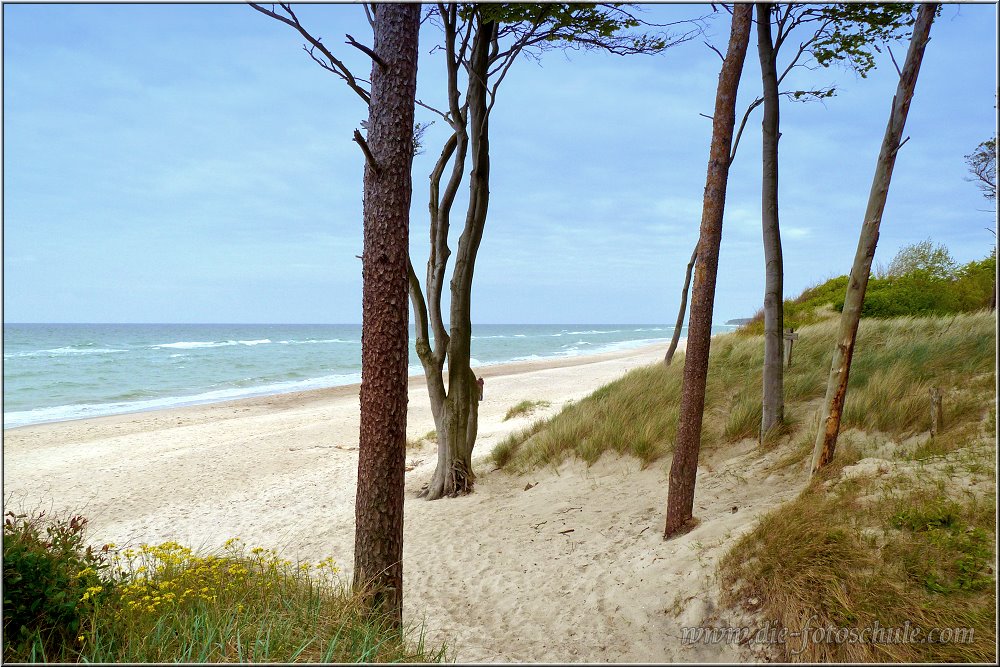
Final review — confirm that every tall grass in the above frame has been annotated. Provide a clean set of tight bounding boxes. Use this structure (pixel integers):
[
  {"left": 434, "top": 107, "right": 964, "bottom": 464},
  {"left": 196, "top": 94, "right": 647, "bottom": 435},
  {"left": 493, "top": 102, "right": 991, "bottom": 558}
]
[
  {"left": 719, "top": 457, "right": 996, "bottom": 662},
  {"left": 491, "top": 311, "right": 995, "bottom": 472},
  {"left": 3, "top": 527, "right": 445, "bottom": 664}
]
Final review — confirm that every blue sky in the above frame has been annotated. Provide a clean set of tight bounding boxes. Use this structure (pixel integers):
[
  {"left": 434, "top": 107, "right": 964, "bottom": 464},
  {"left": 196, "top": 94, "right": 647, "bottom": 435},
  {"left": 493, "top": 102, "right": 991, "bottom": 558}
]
[{"left": 3, "top": 2, "right": 997, "bottom": 324}]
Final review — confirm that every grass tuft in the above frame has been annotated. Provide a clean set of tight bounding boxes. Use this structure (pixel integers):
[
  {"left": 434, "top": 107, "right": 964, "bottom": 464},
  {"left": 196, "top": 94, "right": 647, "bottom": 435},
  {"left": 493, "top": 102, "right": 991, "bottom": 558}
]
[{"left": 503, "top": 400, "right": 551, "bottom": 421}]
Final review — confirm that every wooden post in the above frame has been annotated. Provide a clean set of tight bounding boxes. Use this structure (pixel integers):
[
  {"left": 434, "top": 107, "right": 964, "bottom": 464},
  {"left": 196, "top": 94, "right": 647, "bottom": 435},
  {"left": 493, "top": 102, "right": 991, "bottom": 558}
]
[
  {"left": 929, "top": 386, "right": 943, "bottom": 437},
  {"left": 783, "top": 328, "right": 799, "bottom": 367}
]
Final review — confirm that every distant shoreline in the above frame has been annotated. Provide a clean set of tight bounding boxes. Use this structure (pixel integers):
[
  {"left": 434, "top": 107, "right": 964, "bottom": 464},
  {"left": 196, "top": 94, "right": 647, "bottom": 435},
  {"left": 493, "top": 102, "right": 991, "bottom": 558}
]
[{"left": 3, "top": 340, "right": 674, "bottom": 431}]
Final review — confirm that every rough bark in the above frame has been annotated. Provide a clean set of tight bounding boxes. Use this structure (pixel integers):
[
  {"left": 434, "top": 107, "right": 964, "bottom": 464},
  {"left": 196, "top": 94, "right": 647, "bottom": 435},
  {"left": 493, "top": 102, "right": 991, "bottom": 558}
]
[
  {"left": 810, "top": 3, "right": 936, "bottom": 476},
  {"left": 664, "top": 245, "right": 697, "bottom": 366},
  {"left": 664, "top": 4, "right": 752, "bottom": 539},
  {"left": 757, "top": 2, "right": 784, "bottom": 438},
  {"left": 353, "top": 2, "right": 420, "bottom": 627}
]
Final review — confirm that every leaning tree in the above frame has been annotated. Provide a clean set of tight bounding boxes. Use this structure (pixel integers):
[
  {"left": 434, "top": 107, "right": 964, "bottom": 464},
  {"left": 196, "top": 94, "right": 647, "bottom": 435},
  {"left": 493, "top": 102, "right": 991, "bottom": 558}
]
[
  {"left": 753, "top": 2, "right": 917, "bottom": 438},
  {"left": 663, "top": 3, "right": 753, "bottom": 539},
  {"left": 663, "top": 4, "right": 915, "bottom": 429},
  {"left": 810, "top": 3, "right": 937, "bottom": 475}
]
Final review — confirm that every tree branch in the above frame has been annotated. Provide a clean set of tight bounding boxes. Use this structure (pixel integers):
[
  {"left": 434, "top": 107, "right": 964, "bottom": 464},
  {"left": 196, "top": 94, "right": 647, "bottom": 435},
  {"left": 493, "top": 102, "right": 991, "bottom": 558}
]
[
  {"left": 346, "top": 33, "right": 386, "bottom": 69},
  {"left": 704, "top": 40, "right": 726, "bottom": 62},
  {"left": 249, "top": 3, "right": 371, "bottom": 105},
  {"left": 353, "top": 129, "right": 380, "bottom": 175},
  {"left": 729, "top": 96, "right": 764, "bottom": 162},
  {"left": 886, "top": 43, "right": 903, "bottom": 78}
]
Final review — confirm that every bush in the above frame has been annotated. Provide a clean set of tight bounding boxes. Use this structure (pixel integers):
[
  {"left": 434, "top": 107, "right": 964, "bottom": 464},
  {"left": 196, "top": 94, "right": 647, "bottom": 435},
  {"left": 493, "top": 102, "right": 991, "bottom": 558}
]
[
  {"left": 3, "top": 510, "right": 113, "bottom": 661},
  {"left": 739, "top": 245, "right": 995, "bottom": 334}
]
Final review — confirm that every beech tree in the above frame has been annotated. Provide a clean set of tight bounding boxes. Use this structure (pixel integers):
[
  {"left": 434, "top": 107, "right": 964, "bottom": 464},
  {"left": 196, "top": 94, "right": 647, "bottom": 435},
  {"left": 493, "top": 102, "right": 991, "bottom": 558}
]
[
  {"left": 810, "top": 3, "right": 937, "bottom": 475},
  {"left": 411, "top": 3, "right": 693, "bottom": 500},
  {"left": 965, "top": 136, "right": 997, "bottom": 208},
  {"left": 249, "top": 1, "right": 419, "bottom": 626},
  {"left": 663, "top": 4, "right": 912, "bottom": 398},
  {"left": 251, "top": 3, "right": 695, "bottom": 501},
  {"left": 664, "top": 3, "right": 752, "bottom": 539},
  {"left": 751, "top": 3, "right": 916, "bottom": 438}
]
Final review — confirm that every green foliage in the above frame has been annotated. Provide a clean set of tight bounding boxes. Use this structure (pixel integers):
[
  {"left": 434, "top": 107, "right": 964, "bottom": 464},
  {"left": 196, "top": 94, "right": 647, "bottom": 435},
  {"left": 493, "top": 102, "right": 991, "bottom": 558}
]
[
  {"left": 886, "top": 238, "right": 957, "bottom": 279},
  {"left": 2, "top": 522, "right": 445, "bottom": 663},
  {"left": 890, "top": 499, "right": 995, "bottom": 594},
  {"left": 811, "top": 3, "right": 918, "bottom": 77},
  {"left": 473, "top": 3, "right": 676, "bottom": 54},
  {"left": 739, "top": 245, "right": 995, "bottom": 334},
  {"left": 3, "top": 511, "right": 113, "bottom": 661}
]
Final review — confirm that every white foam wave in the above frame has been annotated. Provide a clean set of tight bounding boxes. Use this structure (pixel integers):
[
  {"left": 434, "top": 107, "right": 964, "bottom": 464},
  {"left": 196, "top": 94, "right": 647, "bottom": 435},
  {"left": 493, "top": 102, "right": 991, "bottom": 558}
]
[
  {"left": 3, "top": 371, "right": 364, "bottom": 429},
  {"left": 154, "top": 339, "right": 272, "bottom": 350},
  {"left": 278, "top": 338, "right": 355, "bottom": 345},
  {"left": 4, "top": 347, "right": 128, "bottom": 358}
]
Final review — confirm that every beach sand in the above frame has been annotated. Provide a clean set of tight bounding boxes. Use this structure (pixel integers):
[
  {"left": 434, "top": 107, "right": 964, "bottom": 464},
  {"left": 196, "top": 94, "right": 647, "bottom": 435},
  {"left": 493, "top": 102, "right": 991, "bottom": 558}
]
[{"left": 3, "top": 342, "right": 801, "bottom": 662}]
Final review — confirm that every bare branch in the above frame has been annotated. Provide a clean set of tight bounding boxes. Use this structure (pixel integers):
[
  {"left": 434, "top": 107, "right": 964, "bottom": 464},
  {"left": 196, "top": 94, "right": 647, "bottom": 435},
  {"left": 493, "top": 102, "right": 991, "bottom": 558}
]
[
  {"left": 705, "top": 40, "right": 726, "bottom": 62},
  {"left": 363, "top": 2, "right": 375, "bottom": 30},
  {"left": 416, "top": 98, "right": 452, "bottom": 125},
  {"left": 249, "top": 2, "right": 371, "bottom": 105},
  {"left": 353, "top": 129, "right": 380, "bottom": 175},
  {"left": 346, "top": 33, "right": 386, "bottom": 69},
  {"left": 886, "top": 43, "right": 903, "bottom": 78},
  {"left": 699, "top": 112, "right": 714, "bottom": 121},
  {"left": 729, "top": 96, "right": 764, "bottom": 162}
]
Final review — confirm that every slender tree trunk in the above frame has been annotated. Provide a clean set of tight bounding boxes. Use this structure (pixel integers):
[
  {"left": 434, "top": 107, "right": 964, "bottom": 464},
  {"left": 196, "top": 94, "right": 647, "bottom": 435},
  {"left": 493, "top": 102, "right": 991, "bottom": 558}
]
[
  {"left": 810, "top": 3, "right": 936, "bottom": 476},
  {"left": 665, "top": 245, "right": 697, "bottom": 366},
  {"left": 757, "top": 2, "right": 784, "bottom": 438},
  {"left": 353, "top": 2, "right": 420, "bottom": 627},
  {"left": 664, "top": 4, "right": 752, "bottom": 539},
  {"left": 421, "top": 15, "right": 495, "bottom": 501}
]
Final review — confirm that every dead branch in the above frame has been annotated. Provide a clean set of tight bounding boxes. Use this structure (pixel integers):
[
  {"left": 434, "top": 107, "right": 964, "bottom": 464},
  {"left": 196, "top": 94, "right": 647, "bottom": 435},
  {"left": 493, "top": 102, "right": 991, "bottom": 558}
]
[
  {"left": 346, "top": 33, "right": 386, "bottom": 69},
  {"left": 353, "top": 129, "right": 380, "bottom": 175},
  {"left": 249, "top": 3, "right": 371, "bottom": 105}
]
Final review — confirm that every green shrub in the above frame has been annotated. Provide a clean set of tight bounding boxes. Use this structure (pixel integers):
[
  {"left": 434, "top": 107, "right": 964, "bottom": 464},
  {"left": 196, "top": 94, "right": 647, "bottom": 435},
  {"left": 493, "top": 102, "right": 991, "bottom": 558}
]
[{"left": 3, "top": 511, "right": 113, "bottom": 661}]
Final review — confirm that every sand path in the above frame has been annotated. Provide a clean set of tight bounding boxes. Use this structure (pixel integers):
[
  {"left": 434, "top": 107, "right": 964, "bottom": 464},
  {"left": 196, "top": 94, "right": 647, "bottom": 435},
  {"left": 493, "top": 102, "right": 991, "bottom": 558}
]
[{"left": 4, "top": 343, "right": 800, "bottom": 662}]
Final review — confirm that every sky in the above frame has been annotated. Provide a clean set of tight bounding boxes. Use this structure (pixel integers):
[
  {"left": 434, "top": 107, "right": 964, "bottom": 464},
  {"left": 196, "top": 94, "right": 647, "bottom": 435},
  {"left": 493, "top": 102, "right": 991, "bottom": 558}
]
[{"left": 2, "top": 1, "right": 997, "bottom": 324}]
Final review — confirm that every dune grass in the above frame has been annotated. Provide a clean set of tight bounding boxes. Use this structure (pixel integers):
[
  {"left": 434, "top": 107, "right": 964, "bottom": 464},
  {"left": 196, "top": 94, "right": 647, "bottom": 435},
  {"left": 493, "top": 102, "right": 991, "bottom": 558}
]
[
  {"left": 503, "top": 399, "right": 551, "bottom": 421},
  {"left": 490, "top": 311, "right": 996, "bottom": 473},
  {"left": 3, "top": 524, "right": 445, "bottom": 664},
  {"left": 719, "top": 441, "right": 996, "bottom": 662}
]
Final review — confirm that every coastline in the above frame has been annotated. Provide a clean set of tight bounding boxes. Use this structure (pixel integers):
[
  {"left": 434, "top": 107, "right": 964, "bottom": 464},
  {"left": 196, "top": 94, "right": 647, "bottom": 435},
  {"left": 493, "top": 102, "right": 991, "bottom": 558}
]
[
  {"left": 4, "top": 334, "right": 789, "bottom": 662},
  {"left": 3, "top": 337, "right": 676, "bottom": 431}
]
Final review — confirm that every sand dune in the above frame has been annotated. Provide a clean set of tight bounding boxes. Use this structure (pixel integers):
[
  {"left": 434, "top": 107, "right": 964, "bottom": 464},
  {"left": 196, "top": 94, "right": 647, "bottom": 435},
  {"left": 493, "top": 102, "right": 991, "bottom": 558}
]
[{"left": 3, "top": 342, "right": 800, "bottom": 662}]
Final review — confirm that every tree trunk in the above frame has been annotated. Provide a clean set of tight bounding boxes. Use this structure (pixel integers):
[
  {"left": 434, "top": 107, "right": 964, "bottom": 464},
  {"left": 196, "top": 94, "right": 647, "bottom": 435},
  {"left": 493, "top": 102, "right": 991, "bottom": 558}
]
[
  {"left": 352, "top": 2, "right": 420, "bottom": 628},
  {"left": 757, "top": 2, "right": 784, "bottom": 439},
  {"left": 664, "top": 245, "right": 697, "bottom": 366},
  {"left": 664, "top": 4, "right": 752, "bottom": 539},
  {"left": 420, "top": 14, "right": 495, "bottom": 501},
  {"left": 810, "top": 3, "right": 936, "bottom": 476}
]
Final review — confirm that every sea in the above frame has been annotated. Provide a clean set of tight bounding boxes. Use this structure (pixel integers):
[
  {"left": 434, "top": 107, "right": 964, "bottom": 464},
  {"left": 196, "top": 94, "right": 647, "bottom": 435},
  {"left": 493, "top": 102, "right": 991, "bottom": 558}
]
[{"left": 2, "top": 323, "right": 737, "bottom": 429}]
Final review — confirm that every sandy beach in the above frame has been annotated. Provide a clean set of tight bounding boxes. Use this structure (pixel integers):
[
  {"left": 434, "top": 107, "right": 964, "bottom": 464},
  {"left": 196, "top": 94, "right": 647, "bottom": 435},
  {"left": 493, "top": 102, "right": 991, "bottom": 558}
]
[{"left": 3, "top": 341, "right": 801, "bottom": 662}]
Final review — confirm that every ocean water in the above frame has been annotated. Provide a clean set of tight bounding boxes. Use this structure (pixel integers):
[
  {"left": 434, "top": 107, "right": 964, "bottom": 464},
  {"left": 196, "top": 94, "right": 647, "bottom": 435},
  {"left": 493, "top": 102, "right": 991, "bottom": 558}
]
[{"left": 2, "top": 323, "right": 736, "bottom": 428}]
